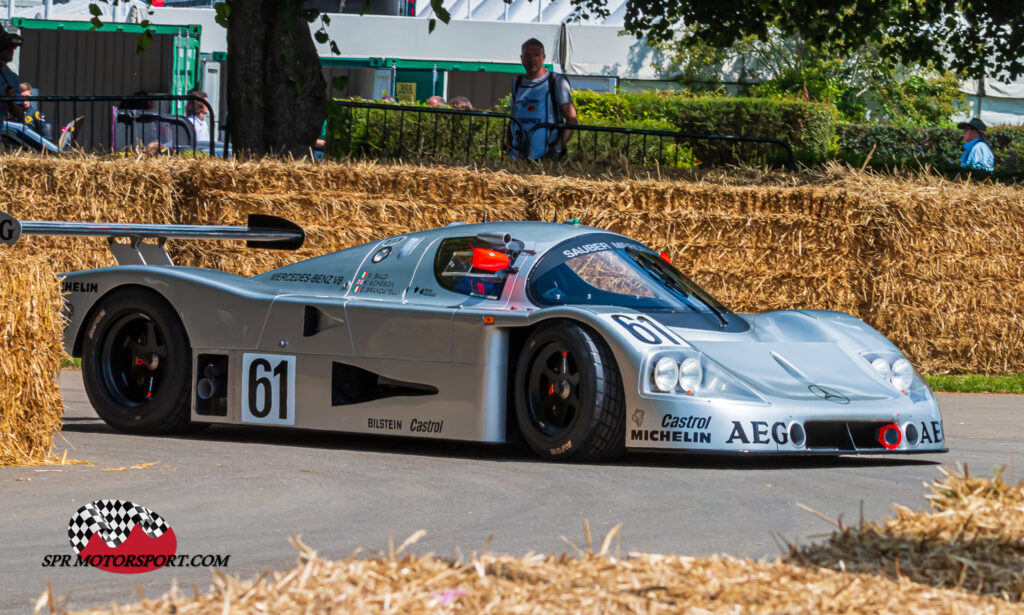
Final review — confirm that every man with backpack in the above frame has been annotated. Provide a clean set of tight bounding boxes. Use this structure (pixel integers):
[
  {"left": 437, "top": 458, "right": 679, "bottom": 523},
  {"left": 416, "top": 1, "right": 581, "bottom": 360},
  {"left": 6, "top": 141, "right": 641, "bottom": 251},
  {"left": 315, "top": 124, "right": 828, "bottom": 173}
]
[{"left": 507, "top": 38, "right": 578, "bottom": 160}]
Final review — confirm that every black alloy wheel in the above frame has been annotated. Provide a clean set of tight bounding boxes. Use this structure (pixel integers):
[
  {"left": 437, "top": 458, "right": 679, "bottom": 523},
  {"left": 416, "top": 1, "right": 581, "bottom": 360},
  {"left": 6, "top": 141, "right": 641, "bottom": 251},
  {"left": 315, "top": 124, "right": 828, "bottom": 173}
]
[
  {"left": 526, "top": 343, "right": 582, "bottom": 438},
  {"left": 81, "top": 287, "right": 194, "bottom": 434},
  {"left": 514, "top": 321, "right": 626, "bottom": 461}
]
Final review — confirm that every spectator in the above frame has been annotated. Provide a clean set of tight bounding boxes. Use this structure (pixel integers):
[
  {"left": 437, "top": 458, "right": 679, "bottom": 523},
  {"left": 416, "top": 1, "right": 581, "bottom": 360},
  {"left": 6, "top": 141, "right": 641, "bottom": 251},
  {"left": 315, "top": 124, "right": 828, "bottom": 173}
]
[
  {"left": 18, "top": 82, "right": 51, "bottom": 139},
  {"left": 507, "top": 38, "right": 578, "bottom": 160},
  {"left": 1, "top": 28, "right": 24, "bottom": 120},
  {"left": 450, "top": 96, "right": 473, "bottom": 110},
  {"left": 957, "top": 117, "right": 994, "bottom": 173},
  {"left": 426, "top": 95, "right": 446, "bottom": 107},
  {"left": 185, "top": 89, "right": 211, "bottom": 142},
  {"left": 119, "top": 90, "right": 154, "bottom": 111}
]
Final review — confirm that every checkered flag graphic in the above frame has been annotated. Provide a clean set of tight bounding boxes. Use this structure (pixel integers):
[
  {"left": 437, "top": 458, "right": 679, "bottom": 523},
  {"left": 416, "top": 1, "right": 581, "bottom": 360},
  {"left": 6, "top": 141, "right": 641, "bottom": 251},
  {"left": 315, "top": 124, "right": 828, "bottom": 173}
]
[{"left": 67, "top": 499, "right": 169, "bottom": 554}]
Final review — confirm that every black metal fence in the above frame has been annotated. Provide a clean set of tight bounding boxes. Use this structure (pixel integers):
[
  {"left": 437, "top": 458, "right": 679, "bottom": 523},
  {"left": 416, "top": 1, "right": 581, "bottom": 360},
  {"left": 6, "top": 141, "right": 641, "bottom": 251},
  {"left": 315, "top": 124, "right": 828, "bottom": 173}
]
[
  {"left": 326, "top": 100, "right": 796, "bottom": 170},
  {"left": 327, "top": 101, "right": 516, "bottom": 164},
  {"left": 525, "top": 122, "right": 796, "bottom": 171},
  {"left": 0, "top": 94, "right": 219, "bottom": 156}
]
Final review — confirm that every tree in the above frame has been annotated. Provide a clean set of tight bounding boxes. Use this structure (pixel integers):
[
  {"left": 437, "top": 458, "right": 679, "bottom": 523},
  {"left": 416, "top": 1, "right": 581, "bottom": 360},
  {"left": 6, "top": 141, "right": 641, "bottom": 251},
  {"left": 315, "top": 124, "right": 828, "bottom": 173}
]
[
  {"left": 219, "top": 0, "right": 326, "bottom": 156},
  {"left": 656, "top": 28, "right": 966, "bottom": 126},
  {"left": 92, "top": 0, "right": 453, "bottom": 157},
  {"left": 571, "top": 0, "right": 1024, "bottom": 83}
]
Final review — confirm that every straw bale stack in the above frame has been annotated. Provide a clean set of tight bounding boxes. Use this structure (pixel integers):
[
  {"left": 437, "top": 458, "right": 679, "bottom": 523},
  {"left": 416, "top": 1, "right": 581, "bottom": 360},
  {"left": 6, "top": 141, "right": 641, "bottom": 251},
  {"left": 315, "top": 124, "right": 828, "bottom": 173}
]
[
  {"left": 0, "top": 155, "right": 175, "bottom": 274},
  {"left": 790, "top": 465, "right": 1024, "bottom": 602},
  {"left": 52, "top": 467, "right": 1023, "bottom": 615},
  {"left": 0, "top": 252, "right": 65, "bottom": 466},
  {"left": 55, "top": 550, "right": 1021, "bottom": 615},
  {"left": 1, "top": 155, "right": 1023, "bottom": 373},
  {"left": 847, "top": 174, "right": 1024, "bottom": 373}
]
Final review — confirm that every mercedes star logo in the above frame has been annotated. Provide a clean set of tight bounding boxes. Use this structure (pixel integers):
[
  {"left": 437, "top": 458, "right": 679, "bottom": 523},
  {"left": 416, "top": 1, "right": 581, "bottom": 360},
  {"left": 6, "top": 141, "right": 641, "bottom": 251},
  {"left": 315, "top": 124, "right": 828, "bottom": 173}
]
[{"left": 808, "top": 384, "right": 850, "bottom": 404}]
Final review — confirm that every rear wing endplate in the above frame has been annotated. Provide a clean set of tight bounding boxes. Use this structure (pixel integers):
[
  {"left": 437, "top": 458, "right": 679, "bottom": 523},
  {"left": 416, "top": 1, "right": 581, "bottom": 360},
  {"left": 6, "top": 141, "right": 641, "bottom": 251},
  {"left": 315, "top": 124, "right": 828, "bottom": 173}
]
[{"left": 0, "top": 211, "right": 304, "bottom": 266}]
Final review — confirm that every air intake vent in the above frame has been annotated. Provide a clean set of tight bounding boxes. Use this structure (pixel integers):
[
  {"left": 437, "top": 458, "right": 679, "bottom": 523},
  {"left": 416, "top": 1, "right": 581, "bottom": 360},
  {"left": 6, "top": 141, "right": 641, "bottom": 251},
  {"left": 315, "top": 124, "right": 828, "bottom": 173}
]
[{"left": 331, "top": 362, "right": 438, "bottom": 406}]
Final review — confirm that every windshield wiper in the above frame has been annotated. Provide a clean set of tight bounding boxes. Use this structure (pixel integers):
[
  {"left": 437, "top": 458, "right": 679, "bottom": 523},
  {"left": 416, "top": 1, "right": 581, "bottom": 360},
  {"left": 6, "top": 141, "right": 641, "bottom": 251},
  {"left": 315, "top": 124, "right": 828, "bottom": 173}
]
[{"left": 634, "top": 255, "right": 729, "bottom": 328}]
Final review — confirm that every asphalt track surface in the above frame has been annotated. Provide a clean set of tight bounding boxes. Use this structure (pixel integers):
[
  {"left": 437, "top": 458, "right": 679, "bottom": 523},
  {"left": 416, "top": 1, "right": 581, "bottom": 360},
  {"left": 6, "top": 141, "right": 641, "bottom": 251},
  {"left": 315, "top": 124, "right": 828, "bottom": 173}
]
[{"left": 1, "top": 370, "right": 1020, "bottom": 613}]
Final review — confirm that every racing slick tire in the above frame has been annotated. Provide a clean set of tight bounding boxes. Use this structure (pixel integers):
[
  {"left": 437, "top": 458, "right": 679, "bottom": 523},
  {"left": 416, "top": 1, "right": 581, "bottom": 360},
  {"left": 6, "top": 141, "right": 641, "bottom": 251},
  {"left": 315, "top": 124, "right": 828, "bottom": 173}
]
[
  {"left": 514, "top": 321, "right": 626, "bottom": 461},
  {"left": 81, "top": 287, "right": 195, "bottom": 434}
]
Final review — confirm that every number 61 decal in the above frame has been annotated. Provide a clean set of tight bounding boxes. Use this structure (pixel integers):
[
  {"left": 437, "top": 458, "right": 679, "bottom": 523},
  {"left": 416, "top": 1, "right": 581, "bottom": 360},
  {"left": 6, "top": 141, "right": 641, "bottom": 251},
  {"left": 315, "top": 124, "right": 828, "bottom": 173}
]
[
  {"left": 241, "top": 353, "right": 296, "bottom": 425},
  {"left": 611, "top": 314, "right": 680, "bottom": 345}
]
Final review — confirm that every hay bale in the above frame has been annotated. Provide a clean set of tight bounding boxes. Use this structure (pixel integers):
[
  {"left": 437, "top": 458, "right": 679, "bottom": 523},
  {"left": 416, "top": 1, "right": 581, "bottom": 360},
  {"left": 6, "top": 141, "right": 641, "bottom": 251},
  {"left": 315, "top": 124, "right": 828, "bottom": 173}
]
[
  {"left": 2, "top": 155, "right": 1023, "bottom": 373},
  {"left": 49, "top": 467, "right": 1023, "bottom": 614},
  {"left": 790, "top": 465, "right": 1024, "bottom": 602},
  {"left": 0, "top": 252, "right": 65, "bottom": 466}
]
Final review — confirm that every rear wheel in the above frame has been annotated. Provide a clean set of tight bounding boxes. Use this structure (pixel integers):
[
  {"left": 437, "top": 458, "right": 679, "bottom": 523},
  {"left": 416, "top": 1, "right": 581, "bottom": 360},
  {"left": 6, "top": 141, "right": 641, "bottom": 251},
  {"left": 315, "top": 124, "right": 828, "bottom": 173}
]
[
  {"left": 81, "top": 287, "right": 194, "bottom": 434},
  {"left": 514, "top": 322, "right": 626, "bottom": 461}
]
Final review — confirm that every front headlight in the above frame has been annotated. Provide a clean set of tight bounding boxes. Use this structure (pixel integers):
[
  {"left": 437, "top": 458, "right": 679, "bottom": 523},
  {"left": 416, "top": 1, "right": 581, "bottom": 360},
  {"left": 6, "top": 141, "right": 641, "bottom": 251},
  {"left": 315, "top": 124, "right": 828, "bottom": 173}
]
[
  {"left": 862, "top": 352, "right": 925, "bottom": 396},
  {"left": 870, "top": 357, "right": 891, "bottom": 382},
  {"left": 892, "top": 358, "right": 914, "bottom": 390},
  {"left": 643, "top": 351, "right": 766, "bottom": 404},
  {"left": 678, "top": 357, "right": 702, "bottom": 393},
  {"left": 652, "top": 357, "right": 679, "bottom": 392}
]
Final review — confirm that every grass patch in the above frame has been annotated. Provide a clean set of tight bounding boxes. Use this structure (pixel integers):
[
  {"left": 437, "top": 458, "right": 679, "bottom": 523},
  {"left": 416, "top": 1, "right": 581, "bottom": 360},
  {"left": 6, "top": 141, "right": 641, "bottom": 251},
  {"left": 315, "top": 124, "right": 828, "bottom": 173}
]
[
  {"left": 60, "top": 356, "right": 81, "bottom": 369},
  {"left": 925, "top": 373, "right": 1024, "bottom": 394}
]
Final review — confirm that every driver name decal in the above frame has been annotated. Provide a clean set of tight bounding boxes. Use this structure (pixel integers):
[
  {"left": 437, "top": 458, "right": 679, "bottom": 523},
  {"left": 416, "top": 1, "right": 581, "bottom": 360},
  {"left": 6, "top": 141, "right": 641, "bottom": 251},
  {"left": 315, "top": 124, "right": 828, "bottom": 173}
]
[{"left": 562, "top": 241, "right": 633, "bottom": 259}]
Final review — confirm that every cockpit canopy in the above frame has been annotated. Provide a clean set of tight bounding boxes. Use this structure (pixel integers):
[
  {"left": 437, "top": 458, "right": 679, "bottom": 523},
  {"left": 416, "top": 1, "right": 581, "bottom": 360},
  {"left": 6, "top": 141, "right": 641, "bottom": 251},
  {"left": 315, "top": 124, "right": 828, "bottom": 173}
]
[{"left": 528, "top": 233, "right": 732, "bottom": 317}]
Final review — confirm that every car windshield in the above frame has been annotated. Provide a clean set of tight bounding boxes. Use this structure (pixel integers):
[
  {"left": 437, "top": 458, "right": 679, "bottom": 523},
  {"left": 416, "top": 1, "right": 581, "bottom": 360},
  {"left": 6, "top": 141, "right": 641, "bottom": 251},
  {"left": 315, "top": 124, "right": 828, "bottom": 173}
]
[{"left": 529, "top": 234, "right": 731, "bottom": 314}]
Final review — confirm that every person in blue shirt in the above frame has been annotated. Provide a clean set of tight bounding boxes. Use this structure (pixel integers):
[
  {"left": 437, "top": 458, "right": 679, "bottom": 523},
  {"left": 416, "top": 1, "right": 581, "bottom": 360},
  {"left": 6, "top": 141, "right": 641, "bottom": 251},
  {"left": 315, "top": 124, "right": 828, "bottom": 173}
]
[{"left": 957, "top": 117, "right": 994, "bottom": 173}]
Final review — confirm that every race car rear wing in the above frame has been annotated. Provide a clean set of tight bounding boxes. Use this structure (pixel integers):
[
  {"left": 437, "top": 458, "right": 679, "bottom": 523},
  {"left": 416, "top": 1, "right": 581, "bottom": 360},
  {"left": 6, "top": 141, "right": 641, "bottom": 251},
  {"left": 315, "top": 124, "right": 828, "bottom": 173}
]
[{"left": 0, "top": 211, "right": 304, "bottom": 266}]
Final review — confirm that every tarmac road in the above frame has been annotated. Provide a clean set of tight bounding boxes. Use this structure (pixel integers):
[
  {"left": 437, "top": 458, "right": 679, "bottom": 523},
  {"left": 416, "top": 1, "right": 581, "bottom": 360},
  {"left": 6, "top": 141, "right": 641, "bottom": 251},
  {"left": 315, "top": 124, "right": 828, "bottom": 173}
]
[{"left": 0, "top": 370, "right": 1020, "bottom": 613}]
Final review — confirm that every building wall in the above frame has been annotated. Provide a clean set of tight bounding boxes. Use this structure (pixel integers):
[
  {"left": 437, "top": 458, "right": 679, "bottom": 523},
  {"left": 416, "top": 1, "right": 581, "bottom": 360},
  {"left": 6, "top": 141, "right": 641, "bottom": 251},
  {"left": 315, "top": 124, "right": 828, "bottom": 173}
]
[{"left": 17, "top": 28, "right": 176, "bottom": 149}]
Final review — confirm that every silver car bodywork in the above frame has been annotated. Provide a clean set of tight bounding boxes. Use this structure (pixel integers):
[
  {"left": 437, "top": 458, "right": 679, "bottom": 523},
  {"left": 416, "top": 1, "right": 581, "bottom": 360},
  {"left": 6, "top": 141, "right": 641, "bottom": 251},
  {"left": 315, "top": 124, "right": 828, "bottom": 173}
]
[{"left": 2, "top": 211, "right": 946, "bottom": 456}]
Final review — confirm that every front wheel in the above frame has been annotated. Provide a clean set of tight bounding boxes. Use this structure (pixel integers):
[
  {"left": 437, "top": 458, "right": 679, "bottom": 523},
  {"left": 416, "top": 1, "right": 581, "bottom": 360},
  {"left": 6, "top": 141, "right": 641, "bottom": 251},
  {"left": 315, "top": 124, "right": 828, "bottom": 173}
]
[
  {"left": 513, "top": 322, "right": 626, "bottom": 461},
  {"left": 81, "top": 287, "right": 194, "bottom": 434}
]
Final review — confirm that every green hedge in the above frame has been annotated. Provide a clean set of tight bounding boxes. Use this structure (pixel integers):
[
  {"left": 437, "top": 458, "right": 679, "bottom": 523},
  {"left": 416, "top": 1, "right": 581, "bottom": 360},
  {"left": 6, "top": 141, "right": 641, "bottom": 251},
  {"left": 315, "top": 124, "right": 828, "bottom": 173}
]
[
  {"left": 572, "top": 91, "right": 839, "bottom": 164},
  {"left": 325, "top": 101, "right": 512, "bottom": 162},
  {"left": 325, "top": 99, "right": 699, "bottom": 169},
  {"left": 837, "top": 123, "right": 1024, "bottom": 179}
]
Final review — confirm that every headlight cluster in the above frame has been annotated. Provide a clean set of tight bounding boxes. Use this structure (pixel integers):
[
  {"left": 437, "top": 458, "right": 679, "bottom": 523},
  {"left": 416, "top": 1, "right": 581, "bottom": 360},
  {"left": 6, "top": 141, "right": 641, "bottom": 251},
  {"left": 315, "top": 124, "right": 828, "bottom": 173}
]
[
  {"left": 653, "top": 357, "right": 703, "bottom": 394},
  {"left": 863, "top": 353, "right": 918, "bottom": 392},
  {"left": 645, "top": 352, "right": 765, "bottom": 404}
]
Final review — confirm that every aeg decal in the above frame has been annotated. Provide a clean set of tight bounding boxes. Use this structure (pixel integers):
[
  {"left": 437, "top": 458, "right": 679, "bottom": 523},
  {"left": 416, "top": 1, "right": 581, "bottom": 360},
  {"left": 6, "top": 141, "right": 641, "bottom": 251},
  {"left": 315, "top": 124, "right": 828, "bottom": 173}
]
[
  {"left": 919, "top": 420, "right": 943, "bottom": 443},
  {"left": 725, "top": 421, "right": 792, "bottom": 445},
  {"left": 66, "top": 499, "right": 177, "bottom": 574}
]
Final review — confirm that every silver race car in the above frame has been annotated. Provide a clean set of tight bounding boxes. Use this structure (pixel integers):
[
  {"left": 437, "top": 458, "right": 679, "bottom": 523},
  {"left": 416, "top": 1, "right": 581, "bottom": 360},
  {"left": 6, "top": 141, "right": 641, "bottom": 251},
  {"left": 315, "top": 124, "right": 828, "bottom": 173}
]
[{"left": 0, "top": 211, "right": 946, "bottom": 461}]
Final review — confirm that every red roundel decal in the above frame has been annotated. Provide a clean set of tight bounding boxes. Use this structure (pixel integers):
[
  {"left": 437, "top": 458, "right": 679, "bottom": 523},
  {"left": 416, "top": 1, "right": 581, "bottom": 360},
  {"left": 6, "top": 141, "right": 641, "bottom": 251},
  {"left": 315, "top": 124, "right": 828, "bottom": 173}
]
[{"left": 68, "top": 500, "right": 177, "bottom": 574}]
